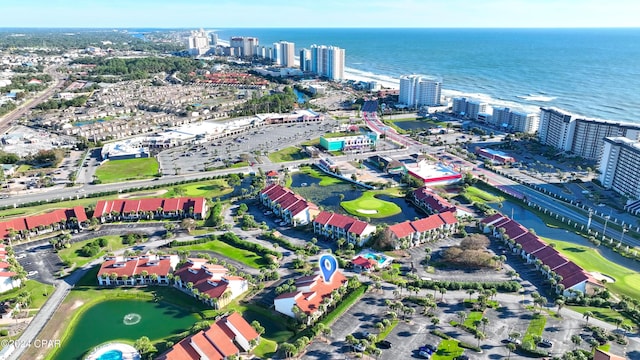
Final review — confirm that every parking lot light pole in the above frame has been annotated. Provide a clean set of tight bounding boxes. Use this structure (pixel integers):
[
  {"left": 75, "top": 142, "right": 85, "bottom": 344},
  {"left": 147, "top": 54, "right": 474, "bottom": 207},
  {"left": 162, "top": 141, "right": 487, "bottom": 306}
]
[
  {"left": 586, "top": 208, "right": 593, "bottom": 230},
  {"left": 602, "top": 215, "right": 610, "bottom": 241}
]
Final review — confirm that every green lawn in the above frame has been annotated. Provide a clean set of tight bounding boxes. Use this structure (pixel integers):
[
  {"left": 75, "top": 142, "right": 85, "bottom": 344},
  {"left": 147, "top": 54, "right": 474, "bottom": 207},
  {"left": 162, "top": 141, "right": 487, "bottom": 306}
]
[
  {"left": 226, "top": 302, "right": 294, "bottom": 344},
  {"left": 0, "top": 280, "right": 54, "bottom": 309},
  {"left": 177, "top": 240, "right": 270, "bottom": 269},
  {"left": 568, "top": 306, "right": 636, "bottom": 330},
  {"left": 254, "top": 338, "right": 278, "bottom": 358},
  {"left": 299, "top": 165, "right": 345, "bottom": 186},
  {"left": 463, "top": 186, "right": 504, "bottom": 203},
  {"left": 463, "top": 311, "right": 484, "bottom": 329},
  {"left": 522, "top": 314, "right": 546, "bottom": 350},
  {"left": 340, "top": 190, "right": 402, "bottom": 218},
  {"left": 376, "top": 319, "right": 399, "bottom": 341},
  {"left": 165, "top": 179, "right": 233, "bottom": 198},
  {"left": 268, "top": 146, "right": 306, "bottom": 163},
  {"left": 57, "top": 235, "right": 127, "bottom": 268},
  {"left": 431, "top": 339, "right": 465, "bottom": 360},
  {"left": 541, "top": 237, "right": 640, "bottom": 300},
  {"left": 94, "top": 158, "right": 159, "bottom": 183}
]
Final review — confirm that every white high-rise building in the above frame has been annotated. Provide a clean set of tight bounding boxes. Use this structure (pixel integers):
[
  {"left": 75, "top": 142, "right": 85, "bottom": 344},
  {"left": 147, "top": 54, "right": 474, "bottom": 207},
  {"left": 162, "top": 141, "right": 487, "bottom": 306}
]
[
  {"left": 465, "top": 100, "right": 488, "bottom": 121},
  {"left": 272, "top": 41, "right": 295, "bottom": 67},
  {"left": 538, "top": 107, "right": 576, "bottom": 151},
  {"left": 491, "top": 107, "right": 539, "bottom": 134},
  {"left": 230, "top": 36, "right": 259, "bottom": 58},
  {"left": 599, "top": 137, "right": 640, "bottom": 199},
  {"left": 399, "top": 75, "right": 442, "bottom": 108},
  {"left": 309, "top": 45, "right": 345, "bottom": 81},
  {"left": 299, "top": 49, "right": 311, "bottom": 72},
  {"left": 186, "top": 28, "right": 210, "bottom": 56}
]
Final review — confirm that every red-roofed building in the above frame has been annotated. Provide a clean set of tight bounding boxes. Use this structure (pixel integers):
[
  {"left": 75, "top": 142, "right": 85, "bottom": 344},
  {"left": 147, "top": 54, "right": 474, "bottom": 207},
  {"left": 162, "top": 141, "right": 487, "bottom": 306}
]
[
  {"left": 0, "top": 207, "right": 88, "bottom": 240},
  {"left": 173, "top": 259, "right": 248, "bottom": 309},
  {"left": 480, "top": 214, "right": 603, "bottom": 297},
  {"left": 386, "top": 212, "right": 458, "bottom": 249},
  {"left": 312, "top": 211, "right": 376, "bottom": 246},
  {"left": 97, "top": 254, "right": 179, "bottom": 286},
  {"left": 593, "top": 349, "right": 625, "bottom": 360},
  {"left": 259, "top": 184, "right": 319, "bottom": 226},
  {"left": 351, "top": 255, "right": 378, "bottom": 273},
  {"left": 411, "top": 187, "right": 455, "bottom": 214},
  {"left": 274, "top": 271, "right": 348, "bottom": 325},
  {"left": 0, "top": 257, "right": 20, "bottom": 293},
  {"left": 157, "top": 312, "right": 260, "bottom": 360},
  {"left": 93, "top": 197, "right": 207, "bottom": 222}
]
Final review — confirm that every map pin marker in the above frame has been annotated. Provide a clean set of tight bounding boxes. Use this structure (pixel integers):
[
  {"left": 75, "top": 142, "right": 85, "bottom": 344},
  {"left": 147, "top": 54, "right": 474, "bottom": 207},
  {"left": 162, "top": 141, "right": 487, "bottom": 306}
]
[{"left": 319, "top": 254, "right": 338, "bottom": 284}]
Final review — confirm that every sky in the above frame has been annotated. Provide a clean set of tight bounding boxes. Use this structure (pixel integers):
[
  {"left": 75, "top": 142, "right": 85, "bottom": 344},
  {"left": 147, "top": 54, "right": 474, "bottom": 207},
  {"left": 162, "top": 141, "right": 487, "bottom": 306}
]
[{"left": 2, "top": 0, "right": 640, "bottom": 28}]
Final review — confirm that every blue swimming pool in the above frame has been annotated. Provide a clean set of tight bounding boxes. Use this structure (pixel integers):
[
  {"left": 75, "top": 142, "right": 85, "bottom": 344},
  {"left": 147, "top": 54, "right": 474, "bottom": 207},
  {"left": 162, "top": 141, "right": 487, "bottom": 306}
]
[
  {"left": 363, "top": 252, "right": 387, "bottom": 265},
  {"left": 97, "top": 350, "right": 123, "bottom": 360}
]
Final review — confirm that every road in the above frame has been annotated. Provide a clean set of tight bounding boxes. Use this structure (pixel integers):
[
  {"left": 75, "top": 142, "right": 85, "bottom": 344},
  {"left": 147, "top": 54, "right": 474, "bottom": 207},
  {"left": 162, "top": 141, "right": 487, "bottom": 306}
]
[{"left": 0, "top": 66, "right": 66, "bottom": 135}]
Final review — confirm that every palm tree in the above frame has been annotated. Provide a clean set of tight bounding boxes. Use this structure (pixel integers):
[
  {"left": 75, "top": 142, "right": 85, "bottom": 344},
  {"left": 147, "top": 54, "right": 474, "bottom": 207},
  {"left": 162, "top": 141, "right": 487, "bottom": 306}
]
[
  {"left": 439, "top": 287, "right": 447, "bottom": 301},
  {"left": 555, "top": 299, "right": 565, "bottom": 315},
  {"left": 506, "top": 343, "right": 516, "bottom": 359},
  {"left": 571, "top": 334, "right": 582, "bottom": 349},
  {"left": 375, "top": 322, "right": 384, "bottom": 334},
  {"left": 466, "top": 289, "right": 475, "bottom": 300},
  {"left": 474, "top": 331, "right": 486, "bottom": 348},
  {"left": 481, "top": 317, "right": 489, "bottom": 333},
  {"left": 431, "top": 317, "right": 440, "bottom": 329},
  {"left": 583, "top": 311, "right": 593, "bottom": 324}
]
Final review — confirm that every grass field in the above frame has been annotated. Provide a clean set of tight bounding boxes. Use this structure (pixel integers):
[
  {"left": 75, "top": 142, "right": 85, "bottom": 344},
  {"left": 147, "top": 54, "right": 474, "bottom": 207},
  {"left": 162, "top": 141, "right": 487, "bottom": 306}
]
[
  {"left": 177, "top": 240, "right": 270, "bottom": 269},
  {"left": 226, "top": 302, "right": 294, "bottom": 343},
  {"left": 431, "top": 339, "right": 465, "bottom": 360},
  {"left": 0, "top": 280, "right": 54, "bottom": 309},
  {"left": 541, "top": 237, "right": 640, "bottom": 300},
  {"left": 94, "top": 158, "right": 159, "bottom": 183},
  {"left": 165, "top": 179, "right": 233, "bottom": 198},
  {"left": 463, "top": 186, "right": 504, "bottom": 204},
  {"left": 522, "top": 314, "right": 546, "bottom": 350},
  {"left": 268, "top": 146, "right": 306, "bottom": 163},
  {"left": 568, "top": 306, "right": 635, "bottom": 330},
  {"left": 340, "top": 191, "right": 402, "bottom": 218},
  {"left": 57, "top": 235, "right": 126, "bottom": 269},
  {"left": 299, "top": 165, "right": 345, "bottom": 186},
  {"left": 463, "top": 311, "right": 484, "bottom": 329}
]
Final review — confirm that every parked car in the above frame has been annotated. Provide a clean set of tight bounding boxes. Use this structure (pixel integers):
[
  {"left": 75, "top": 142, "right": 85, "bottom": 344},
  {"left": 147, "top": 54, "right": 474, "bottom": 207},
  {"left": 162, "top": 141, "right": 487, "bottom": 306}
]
[
  {"left": 353, "top": 331, "right": 370, "bottom": 339},
  {"left": 377, "top": 340, "right": 392, "bottom": 349},
  {"left": 353, "top": 343, "right": 365, "bottom": 352},
  {"left": 506, "top": 337, "right": 521, "bottom": 345},
  {"left": 418, "top": 350, "right": 432, "bottom": 359},
  {"left": 538, "top": 338, "right": 553, "bottom": 348}
]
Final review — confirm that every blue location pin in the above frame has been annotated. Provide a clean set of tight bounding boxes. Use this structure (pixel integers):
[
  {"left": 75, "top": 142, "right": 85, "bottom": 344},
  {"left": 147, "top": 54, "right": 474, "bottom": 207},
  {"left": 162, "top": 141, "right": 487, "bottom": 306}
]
[{"left": 319, "top": 254, "right": 338, "bottom": 283}]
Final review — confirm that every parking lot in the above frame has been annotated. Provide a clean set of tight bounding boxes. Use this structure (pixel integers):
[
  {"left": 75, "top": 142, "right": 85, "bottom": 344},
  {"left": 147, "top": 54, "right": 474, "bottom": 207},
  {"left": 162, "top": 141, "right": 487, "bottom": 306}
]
[{"left": 157, "top": 120, "right": 338, "bottom": 176}]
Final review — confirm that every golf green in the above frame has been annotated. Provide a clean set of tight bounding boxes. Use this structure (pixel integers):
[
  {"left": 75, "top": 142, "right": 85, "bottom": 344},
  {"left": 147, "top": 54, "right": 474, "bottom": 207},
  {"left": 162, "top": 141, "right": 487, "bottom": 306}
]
[{"left": 341, "top": 191, "right": 402, "bottom": 218}]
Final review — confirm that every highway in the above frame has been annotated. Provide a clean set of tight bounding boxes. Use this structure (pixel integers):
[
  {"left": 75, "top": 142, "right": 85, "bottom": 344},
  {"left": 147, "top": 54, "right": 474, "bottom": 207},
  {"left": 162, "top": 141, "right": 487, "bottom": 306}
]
[{"left": 0, "top": 66, "right": 66, "bottom": 135}]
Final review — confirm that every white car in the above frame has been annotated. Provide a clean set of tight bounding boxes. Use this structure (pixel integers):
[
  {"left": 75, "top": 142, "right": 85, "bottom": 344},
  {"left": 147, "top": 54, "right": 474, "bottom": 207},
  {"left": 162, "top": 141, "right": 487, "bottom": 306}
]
[
  {"left": 27, "top": 271, "right": 39, "bottom": 277},
  {"left": 16, "top": 254, "right": 27, "bottom": 260}
]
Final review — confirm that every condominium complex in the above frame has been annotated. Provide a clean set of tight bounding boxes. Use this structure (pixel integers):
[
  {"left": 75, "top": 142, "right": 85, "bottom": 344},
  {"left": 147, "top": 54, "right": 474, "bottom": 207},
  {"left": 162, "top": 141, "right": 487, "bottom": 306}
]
[
  {"left": 538, "top": 107, "right": 575, "bottom": 152},
  {"left": 308, "top": 45, "right": 345, "bottom": 81},
  {"left": 491, "top": 107, "right": 539, "bottom": 134},
  {"left": 230, "top": 36, "right": 259, "bottom": 58},
  {"left": 399, "top": 75, "right": 442, "bottom": 108},
  {"left": 186, "top": 29, "right": 210, "bottom": 56},
  {"left": 452, "top": 97, "right": 487, "bottom": 120},
  {"left": 272, "top": 41, "right": 295, "bottom": 67},
  {"left": 599, "top": 137, "right": 640, "bottom": 199},
  {"left": 299, "top": 48, "right": 311, "bottom": 72},
  {"left": 538, "top": 107, "right": 640, "bottom": 160}
]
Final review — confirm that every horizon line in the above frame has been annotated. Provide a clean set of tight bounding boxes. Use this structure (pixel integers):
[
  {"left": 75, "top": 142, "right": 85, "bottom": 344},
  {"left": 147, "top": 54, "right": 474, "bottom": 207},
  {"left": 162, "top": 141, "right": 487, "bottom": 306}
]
[{"left": 1, "top": 26, "right": 640, "bottom": 30}]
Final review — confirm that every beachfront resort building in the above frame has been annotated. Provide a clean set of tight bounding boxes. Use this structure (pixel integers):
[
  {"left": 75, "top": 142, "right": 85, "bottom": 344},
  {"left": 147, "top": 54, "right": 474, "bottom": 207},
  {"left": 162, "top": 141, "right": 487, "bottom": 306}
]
[
  {"left": 491, "top": 107, "right": 539, "bottom": 134},
  {"left": 272, "top": 41, "right": 295, "bottom": 67},
  {"left": 312, "top": 211, "right": 377, "bottom": 246},
  {"left": 97, "top": 254, "right": 180, "bottom": 286},
  {"left": 230, "top": 36, "right": 259, "bottom": 58},
  {"left": 307, "top": 44, "right": 345, "bottom": 81},
  {"left": 386, "top": 211, "right": 458, "bottom": 249},
  {"left": 259, "top": 184, "right": 319, "bottom": 226},
  {"left": 158, "top": 312, "right": 260, "bottom": 360},
  {"left": 274, "top": 271, "right": 348, "bottom": 325},
  {"left": 93, "top": 197, "right": 208, "bottom": 223},
  {"left": 186, "top": 28, "right": 210, "bottom": 56},
  {"left": 452, "top": 97, "right": 487, "bottom": 120},
  {"left": 481, "top": 213, "right": 604, "bottom": 297},
  {"left": 599, "top": 137, "right": 640, "bottom": 200},
  {"left": 173, "top": 259, "right": 249, "bottom": 309},
  {"left": 399, "top": 75, "right": 442, "bottom": 108}
]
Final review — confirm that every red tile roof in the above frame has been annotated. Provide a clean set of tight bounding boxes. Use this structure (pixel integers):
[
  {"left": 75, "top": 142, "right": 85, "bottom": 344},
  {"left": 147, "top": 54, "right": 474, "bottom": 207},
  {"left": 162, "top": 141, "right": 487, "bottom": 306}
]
[
  {"left": 388, "top": 220, "right": 415, "bottom": 239},
  {"left": 0, "top": 207, "right": 88, "bottom": 239},
  {"left": 313, "top": 211, "right": 373, "bottom": 236},
  {"left": 553, "top": 261, "right": 584, "bottom": 280},
  {"left": 519, "top": 235, "right": 547, "bottom": 254},
  {"left": 529, "top": 245, "right": 558, "bottom": 260},
  {"left": 275, "top": 271, "right": 347, "bottom": 315},
  {"left": 173, "top": 261, "right": 245, "bottom": 300},
  {"left": 93, "top": 197, "right": 206, "bottom": 218},
  {"left": 97, "top": 255, "right": 175, "bottom": 278},
  {"left": 411, "top": 215, "right": 444, "bottom": 232},
  {"left": 413, "top": 187, "right": 454, "bottom": 213},
  {"left": 481, "top": 213, "right": 506, "bottom": 225},
  {"left": 158, "top": 312, "right": 257, "bottom": 360},
  {"left": 438, "top": 210, "right": 458, "bottom": 225},
  {"left": 540, "top": 253, "right": 569, "bottom": 270},
  {"left": 352, "top": 255, "right": 376, "bottom": 269}
]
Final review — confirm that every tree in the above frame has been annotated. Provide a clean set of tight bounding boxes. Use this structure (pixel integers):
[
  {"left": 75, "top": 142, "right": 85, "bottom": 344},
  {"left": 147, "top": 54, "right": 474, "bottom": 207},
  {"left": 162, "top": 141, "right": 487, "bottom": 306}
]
[
  {"left": 251, "top": 320, "right": 265, "bottom": 335},
  {"left": 583, "top": 311, "right": 593, "bottom": 324},
  {"left": 506, "top": 343, "right": 516, "bottom": 359},
  {"left": 133, "top": 336, "right": 157, "bottom": 360},
  {"left": 431, "top": 317, "right": 440, "bottom": 328},
  {"left": 555, "top": 299, "right": 565, "bottom": 315},
  {"left": 474, "top": 331, "right": 486, "bottom": 348},
  {"left": 571, "top": 334, "right": 582, "bottom": 349}
]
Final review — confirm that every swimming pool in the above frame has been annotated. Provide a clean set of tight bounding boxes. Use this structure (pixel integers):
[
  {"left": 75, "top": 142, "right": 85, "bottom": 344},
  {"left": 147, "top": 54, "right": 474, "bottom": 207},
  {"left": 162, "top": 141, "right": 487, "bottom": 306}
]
[
  {"left": 97, "top": 350, "right": 123, "bottom": 360},
  {"left": 363, "top": 252, "right": 387, "bottom": 265}
]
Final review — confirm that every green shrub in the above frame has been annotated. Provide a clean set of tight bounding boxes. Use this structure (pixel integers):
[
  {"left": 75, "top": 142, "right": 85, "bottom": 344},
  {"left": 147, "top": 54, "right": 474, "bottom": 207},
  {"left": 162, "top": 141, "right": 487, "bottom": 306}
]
[{"left": 0, "top": 329, "right": 8, "bottom": 336}]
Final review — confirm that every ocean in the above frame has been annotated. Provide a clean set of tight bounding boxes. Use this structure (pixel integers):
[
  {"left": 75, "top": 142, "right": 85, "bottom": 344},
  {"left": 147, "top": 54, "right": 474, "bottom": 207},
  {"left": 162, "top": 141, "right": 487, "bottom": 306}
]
[{"left": 209, "top": 28, "right": 640, "bottom": 123}]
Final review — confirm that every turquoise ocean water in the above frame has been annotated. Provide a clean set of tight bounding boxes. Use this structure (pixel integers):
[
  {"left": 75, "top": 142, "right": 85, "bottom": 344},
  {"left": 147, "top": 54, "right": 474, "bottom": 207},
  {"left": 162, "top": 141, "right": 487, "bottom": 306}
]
[{"left": 211, "top": 28, "right": 640, "bottom": 123}]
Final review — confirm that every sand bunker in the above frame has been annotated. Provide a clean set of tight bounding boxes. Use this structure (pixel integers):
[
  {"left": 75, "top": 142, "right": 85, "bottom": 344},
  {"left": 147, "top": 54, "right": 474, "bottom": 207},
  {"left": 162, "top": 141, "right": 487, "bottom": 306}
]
[
  {"left": 590, "top": 271, "right": 616, "bottom": 283},
  {"left": 119, "top": 189, "right": 168, "bottom": 199},
  {"left": 356, "top": 209, "right": 378, "bottom": 214}
]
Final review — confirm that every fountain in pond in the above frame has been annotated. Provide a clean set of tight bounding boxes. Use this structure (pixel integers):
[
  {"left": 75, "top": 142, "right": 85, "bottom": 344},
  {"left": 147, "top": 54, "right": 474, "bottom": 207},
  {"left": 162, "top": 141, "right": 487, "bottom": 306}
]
[{"left": 122, "top": 313, "right": 141, "bottom": 326}]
